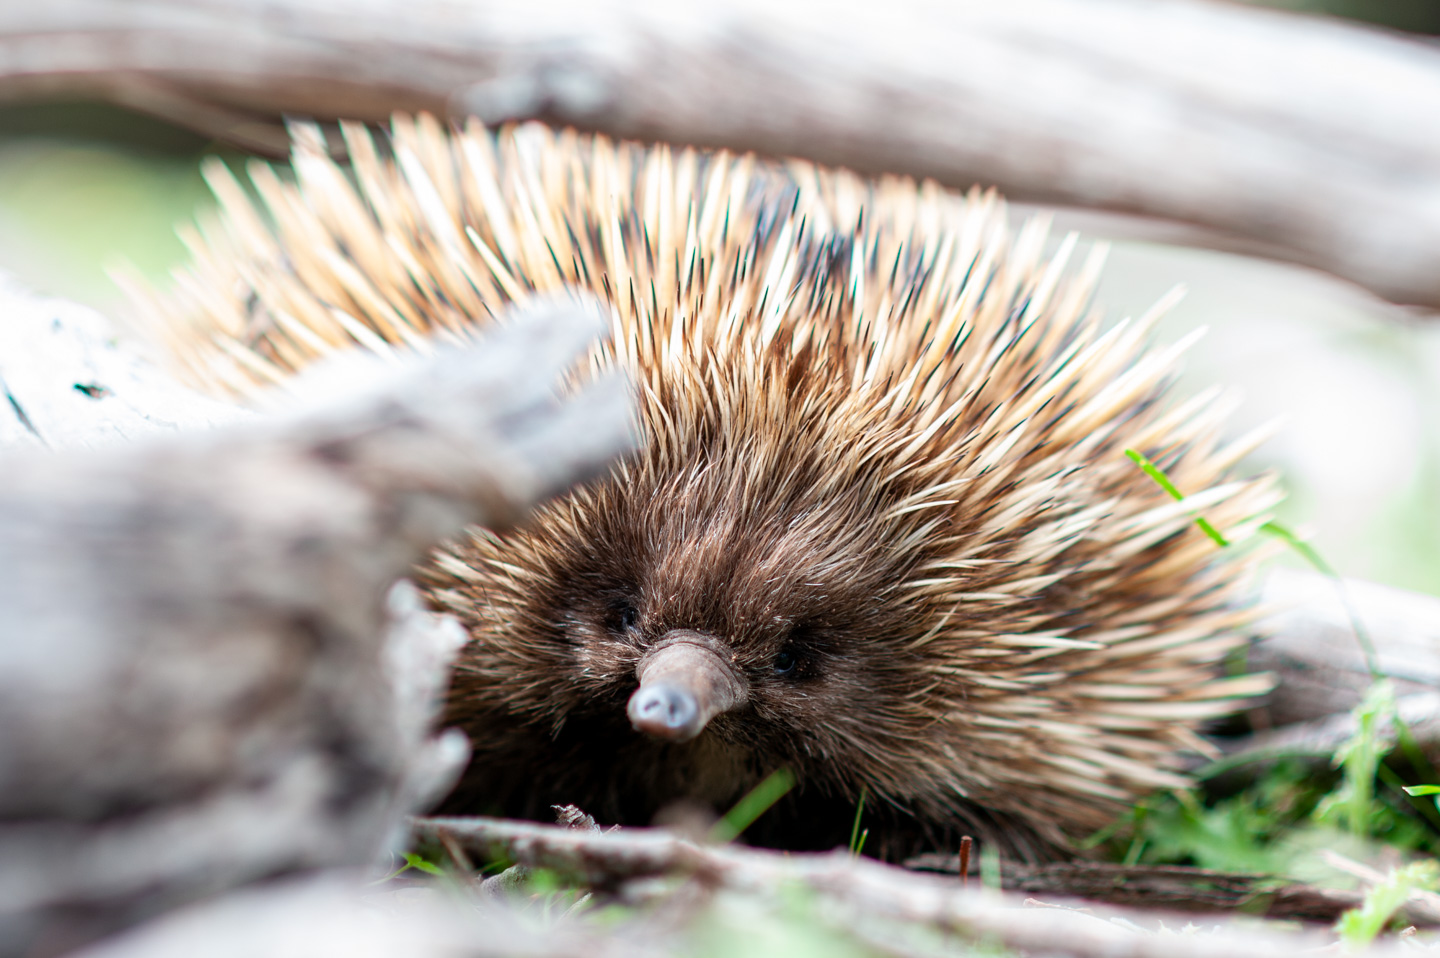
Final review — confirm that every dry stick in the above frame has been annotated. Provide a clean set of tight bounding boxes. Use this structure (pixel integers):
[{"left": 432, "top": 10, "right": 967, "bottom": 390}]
[
  {"left": 1219, "top": 692, "right": 1440, "bottom": 766},
  {"left": 4, "top": 0, "right": 1440, "bottom": 311},
  {"left": 415, "top": 817, "right": 1421, "bottom": 958},
  {"left": 906, "top": 855, "right": 1418, "bottom": 926}
]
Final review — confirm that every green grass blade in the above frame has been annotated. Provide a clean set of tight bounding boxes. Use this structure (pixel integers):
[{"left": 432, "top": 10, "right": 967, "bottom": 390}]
[
  {"left": 711, "top": 768, "right": 796, "bottom": 843},
  {"left": 848, "top": 786, "right": 868, "bottom": 855},
  {"left": 979, "top": 844, "right": 1003, "bottom": 891},
  {"left": 1123, "top": 449, "right": 1229, "bottom": 547},
  {"left": 1258, "top": 520, "right": 1335, "bottom": 576},
  {"left": 402, "top": 852, "right": 445, "bottom": 877},
  {"left": 1382, "top": 764, "right": 1440, "bottom": 831}
]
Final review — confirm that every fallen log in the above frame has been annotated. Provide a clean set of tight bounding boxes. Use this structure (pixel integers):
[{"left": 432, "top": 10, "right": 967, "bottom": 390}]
[
  {"left": 4, "top": 0, "right": 1440, "bottom": 311},
  {"left": 0, "top": 295, "right": 635, "bottom": 957}
]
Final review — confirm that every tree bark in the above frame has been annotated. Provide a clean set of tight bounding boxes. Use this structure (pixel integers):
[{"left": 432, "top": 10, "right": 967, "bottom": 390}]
[{"left": 0, "top": 278, "right": 247, "bottom": 449}]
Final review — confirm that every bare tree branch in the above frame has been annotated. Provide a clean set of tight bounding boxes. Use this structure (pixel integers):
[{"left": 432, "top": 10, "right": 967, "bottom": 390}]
[
  {"left": 904, "top": 857, "right": 1420, "bottom": 925},
  {"left": 70, "top": 874, "right": 671, "bottom": 958},
  {"left": 416, "top": 816, "right": 1424, "bottom": 957},
  {"left": 1251, "top": 568, "right": 1440, "bottom": 727},
  {"left": 1222, "top": 692, "right": 1440, "bottom": 764},
  {"left": 3, "top": 0, "right": 1440, "bottom": 311}
]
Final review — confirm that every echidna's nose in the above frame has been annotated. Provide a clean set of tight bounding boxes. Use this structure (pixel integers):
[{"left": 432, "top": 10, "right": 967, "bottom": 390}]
[
  {"left": 627, "top": 684, "right": 699, "bottom": 738},
  {"left": 627, "top": 629, "right": 748, "bottom": 743}
]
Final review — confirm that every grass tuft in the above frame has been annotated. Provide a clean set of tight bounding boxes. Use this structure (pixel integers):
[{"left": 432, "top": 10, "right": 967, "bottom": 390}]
[{"left": 1315, "top": 681, "right": 1395, "bottom": 839}]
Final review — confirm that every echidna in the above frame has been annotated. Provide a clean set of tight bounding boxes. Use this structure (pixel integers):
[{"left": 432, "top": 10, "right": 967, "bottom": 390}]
[{"left": 135, "top": 114, "right": 1279, "bottom": 862}]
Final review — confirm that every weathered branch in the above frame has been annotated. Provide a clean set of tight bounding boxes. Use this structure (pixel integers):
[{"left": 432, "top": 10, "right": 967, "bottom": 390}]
[
  {"left": 904, "top": 857, "right": 1404, "bottom": 925},
  {"left": 1222, "top": 692, "right": 1440, "bottom": 765},
  {"left": 0, "top": 296, "right": 635, "bottom": 956},
  {"left": 64, "top": 816, "right": 1437, "bottom": 958},
  {"left": 0, "top": 278, "right": 248, "bottom": 450},
  {"left": 416, "top": 816, "right": 1423, "bottom": 957},
  {"left": 1250, "top": 568, "right": 1440, "bottom": 728},
  {"left": 3, "top": 0, "right": 1440, "bottom": 311}
]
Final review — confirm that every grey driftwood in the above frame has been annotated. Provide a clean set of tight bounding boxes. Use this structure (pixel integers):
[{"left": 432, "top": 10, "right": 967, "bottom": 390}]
[
  {"left": 1250, "top": 568, "right": 1440, "bottom": 727},
  {"left": 0, "top": 295, "right": 634, "bottom": 957},
  {"left": 403, "top": 816, "right": 1425, "bottom": 958},
  {"left": 3, "top": 0, "right": 1440, "bottom": 312},
  {"left": 0, "top": 278, "right": 248, "bottom": 450}
]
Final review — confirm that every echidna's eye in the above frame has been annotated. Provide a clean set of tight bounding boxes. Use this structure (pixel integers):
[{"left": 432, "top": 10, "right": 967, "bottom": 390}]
[
  {"left": 774, "top": 648, "right": 799, "bottom": 676},
  {"left": 605, "top": 599, "right": 640, "bottom": 635}
]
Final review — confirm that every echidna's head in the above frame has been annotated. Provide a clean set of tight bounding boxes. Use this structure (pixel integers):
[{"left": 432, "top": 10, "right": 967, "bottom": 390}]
[{"left": 433, "top": 330, "right": 946, "bottom": 816}]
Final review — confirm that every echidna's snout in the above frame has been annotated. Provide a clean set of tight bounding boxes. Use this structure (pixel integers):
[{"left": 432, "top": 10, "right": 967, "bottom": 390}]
[
  {"left": 627, "top": 630, "right": 747, "bottom": 742},
  {"left": 629, "top": 684, "right": 699, "bottom": 738}
]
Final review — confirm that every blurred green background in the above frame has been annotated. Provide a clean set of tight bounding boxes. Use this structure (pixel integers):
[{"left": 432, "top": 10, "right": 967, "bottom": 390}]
[
  {"left": 0, "top": 2, "right": 1436, "bottom": 596},
  {"left": 0, "top": 104, "right": 226, "bottom": 306}
]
